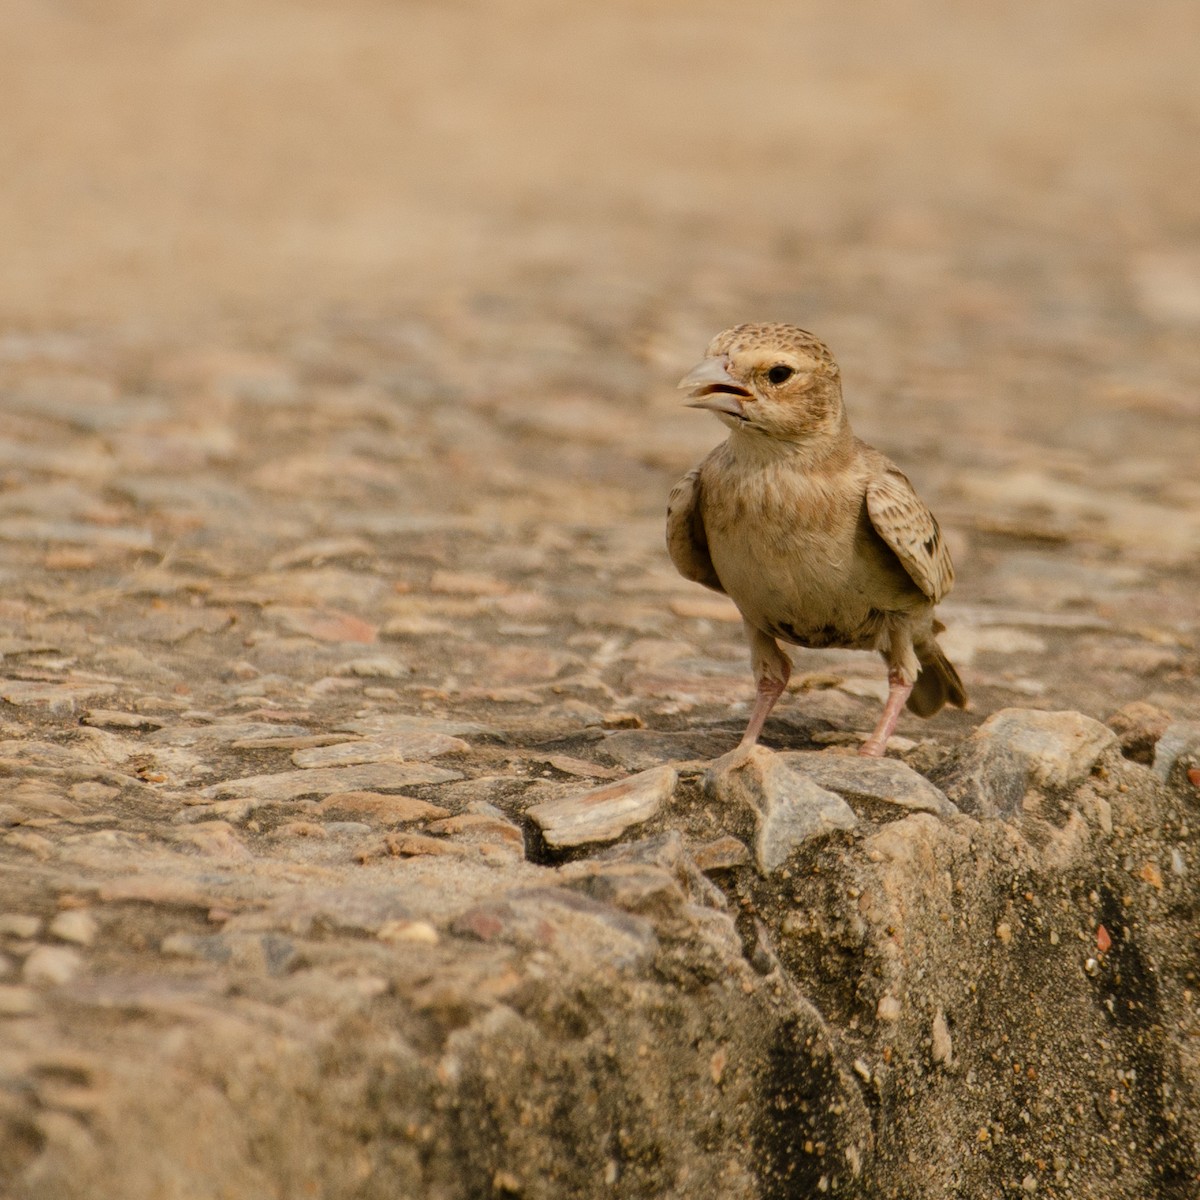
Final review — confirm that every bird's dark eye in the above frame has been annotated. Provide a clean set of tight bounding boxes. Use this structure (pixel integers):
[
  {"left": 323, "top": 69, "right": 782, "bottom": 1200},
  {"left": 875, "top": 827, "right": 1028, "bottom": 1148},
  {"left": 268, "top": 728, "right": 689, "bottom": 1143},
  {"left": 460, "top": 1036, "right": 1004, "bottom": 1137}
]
[{"left": 767, "top": 364, "right": 794, "bottom": 385}]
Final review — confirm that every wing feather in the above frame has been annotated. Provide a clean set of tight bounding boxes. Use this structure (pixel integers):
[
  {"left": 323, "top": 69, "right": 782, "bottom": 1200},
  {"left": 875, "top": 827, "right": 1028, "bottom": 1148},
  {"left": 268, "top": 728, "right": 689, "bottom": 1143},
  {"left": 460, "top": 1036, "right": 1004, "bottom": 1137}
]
[
  {"left": 666, "top": 466, "right": 725, "bottom": 593},
  {"left": 865, "top": 469, "right": 954, "bottom": 603}
]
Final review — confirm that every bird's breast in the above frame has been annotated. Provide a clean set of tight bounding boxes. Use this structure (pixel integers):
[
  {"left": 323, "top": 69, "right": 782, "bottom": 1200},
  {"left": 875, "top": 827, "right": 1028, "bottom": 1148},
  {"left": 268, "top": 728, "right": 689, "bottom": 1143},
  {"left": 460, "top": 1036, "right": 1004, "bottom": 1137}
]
[{"left": 700, "top": 455, "right": 905, "bottom": 644}]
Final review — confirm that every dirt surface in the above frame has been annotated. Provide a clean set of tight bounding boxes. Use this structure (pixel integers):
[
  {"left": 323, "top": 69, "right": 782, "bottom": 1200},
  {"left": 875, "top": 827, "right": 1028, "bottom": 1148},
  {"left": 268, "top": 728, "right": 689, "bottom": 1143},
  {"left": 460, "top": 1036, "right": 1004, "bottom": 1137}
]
[{"left": 2, "top": 2, "right": 1199, "bottom": 1197}]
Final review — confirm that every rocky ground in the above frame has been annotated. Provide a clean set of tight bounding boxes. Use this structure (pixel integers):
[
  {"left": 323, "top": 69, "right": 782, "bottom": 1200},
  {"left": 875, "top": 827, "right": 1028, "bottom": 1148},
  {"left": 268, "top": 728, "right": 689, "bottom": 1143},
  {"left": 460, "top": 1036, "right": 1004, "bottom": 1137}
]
[{"left": 2, "top": 1, "right": 1200, "bottom": 1197}]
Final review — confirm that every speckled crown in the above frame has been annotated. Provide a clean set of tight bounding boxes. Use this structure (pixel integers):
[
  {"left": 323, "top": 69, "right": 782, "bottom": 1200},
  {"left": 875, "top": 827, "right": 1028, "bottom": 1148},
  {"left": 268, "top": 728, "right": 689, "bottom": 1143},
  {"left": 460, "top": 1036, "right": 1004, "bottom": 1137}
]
[{"left": 705, "top": 323, "right": 840, "bottom": 378}]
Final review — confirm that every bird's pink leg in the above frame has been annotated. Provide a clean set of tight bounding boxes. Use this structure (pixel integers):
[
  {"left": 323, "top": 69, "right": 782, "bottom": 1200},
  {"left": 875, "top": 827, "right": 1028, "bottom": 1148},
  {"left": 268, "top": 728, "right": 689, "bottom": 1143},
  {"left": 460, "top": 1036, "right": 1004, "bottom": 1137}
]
[
  {"left": 859, "top": 669, "right": 913, "bottom": 757},
  {"left": 740, "top": 626, "right": 792, "bottom": 748}
]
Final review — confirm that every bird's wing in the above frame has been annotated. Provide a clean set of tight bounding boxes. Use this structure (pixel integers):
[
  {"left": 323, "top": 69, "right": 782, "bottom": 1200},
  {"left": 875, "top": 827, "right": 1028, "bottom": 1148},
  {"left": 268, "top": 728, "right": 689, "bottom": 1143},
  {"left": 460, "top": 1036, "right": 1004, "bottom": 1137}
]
[
  {"left": 865, "top": 468, "right": 954, "bottom": 603},
  {"left": 666, "top": 466, "right": 725, "bottom": 593}
]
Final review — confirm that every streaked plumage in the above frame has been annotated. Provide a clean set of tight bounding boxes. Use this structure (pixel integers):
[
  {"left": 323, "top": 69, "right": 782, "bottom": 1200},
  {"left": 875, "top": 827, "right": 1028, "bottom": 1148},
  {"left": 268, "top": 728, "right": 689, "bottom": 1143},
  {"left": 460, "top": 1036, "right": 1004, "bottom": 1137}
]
[{"left": 667, "top": 323, "right": 966, "bottom": 755}]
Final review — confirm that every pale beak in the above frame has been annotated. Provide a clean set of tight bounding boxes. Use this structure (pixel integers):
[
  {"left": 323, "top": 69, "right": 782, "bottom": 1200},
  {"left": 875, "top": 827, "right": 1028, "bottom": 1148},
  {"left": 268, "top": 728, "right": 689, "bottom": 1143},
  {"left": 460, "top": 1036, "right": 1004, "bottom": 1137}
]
[{"left": 677, "top": 356, "right": 752, "bottom": 419}]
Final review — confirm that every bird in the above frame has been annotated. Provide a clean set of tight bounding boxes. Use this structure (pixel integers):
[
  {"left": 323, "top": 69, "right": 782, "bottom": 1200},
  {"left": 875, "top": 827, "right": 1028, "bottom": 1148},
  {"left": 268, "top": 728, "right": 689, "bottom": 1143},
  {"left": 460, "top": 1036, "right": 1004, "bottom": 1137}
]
[{"left": 666, "top": 322, "right": 966, "bottom": 757}]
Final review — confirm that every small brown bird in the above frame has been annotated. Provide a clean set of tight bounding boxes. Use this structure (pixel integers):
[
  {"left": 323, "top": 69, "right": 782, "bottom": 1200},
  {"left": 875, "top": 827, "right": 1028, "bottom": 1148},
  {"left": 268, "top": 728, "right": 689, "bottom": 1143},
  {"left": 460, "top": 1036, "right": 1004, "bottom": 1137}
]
[{"left": 667, "top": 323, "right": 966, "bottom": 756}]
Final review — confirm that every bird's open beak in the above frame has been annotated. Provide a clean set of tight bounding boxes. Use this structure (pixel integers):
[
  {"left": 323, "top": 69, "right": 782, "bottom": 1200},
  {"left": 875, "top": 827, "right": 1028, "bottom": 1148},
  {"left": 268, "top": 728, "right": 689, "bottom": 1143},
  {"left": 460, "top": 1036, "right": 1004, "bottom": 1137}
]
[{"left": 677, "top": 357, "right": 752, "bottom": 419}]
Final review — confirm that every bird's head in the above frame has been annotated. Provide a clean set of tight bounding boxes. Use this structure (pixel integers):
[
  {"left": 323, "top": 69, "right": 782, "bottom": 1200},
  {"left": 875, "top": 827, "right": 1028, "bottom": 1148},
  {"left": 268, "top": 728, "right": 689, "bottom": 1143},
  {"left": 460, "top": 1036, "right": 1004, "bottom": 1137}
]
[{"left": 678, "top": 323, "right": 846, "bottom": 442}]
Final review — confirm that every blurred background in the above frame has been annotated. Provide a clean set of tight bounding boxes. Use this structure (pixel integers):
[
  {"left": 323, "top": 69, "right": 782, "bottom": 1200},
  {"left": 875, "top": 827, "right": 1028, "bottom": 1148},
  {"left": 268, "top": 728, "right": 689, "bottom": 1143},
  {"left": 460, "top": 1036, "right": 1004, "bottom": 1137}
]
[
  {"left": 6, "top": 0, "right": 1199, "bottom": 333},
  {"left": 1, "top": 0, "right": 1198, "bottom": 721}
]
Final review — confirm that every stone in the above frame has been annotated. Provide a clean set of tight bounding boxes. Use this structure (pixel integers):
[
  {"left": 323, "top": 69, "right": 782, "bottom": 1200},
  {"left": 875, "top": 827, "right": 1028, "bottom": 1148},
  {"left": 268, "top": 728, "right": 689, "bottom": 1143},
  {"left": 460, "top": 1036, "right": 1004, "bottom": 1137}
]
[
  {"left": 582, "top": 830, "right": 728, "bottom": 909},
  {"left": 1152, "top": 722, "right": 1200, "bottom": 789},
  {"left": 524, "top": 752, "right": 623, "bottom": 780},
  {"left": 48, "top": 910, "right": 99, "bottom": 946},
  {"left": 378, "top": 832, "right": 471, "bottom": 858},
  {"left": 1106, "top": 701, "right": 1174, "bottom": 765},
  {"left": 525, "top": 766, "right": 677, "bottom": 851},
  {"left": 69, "top": 781, "right": 121, "bottom": 804},
  {"left": 428, "top": 569, "right": 510, "bottom": 596},
  {"left": 80, "top": 709, "right": 165, "bottom": 731},
  {"left": 705, "top": 747, "right": 858, "bottom": 874},
  {"left": 201, "top": 762, "right": 461, "bottom": 802},
  {"left": 7, "top": 782, "right": 88, "bottom": 820},
  {"left": 23, "top": 945, "right": 84, "bottom": 986},
  {"left": 931, "top": 709, "right": 1119, "bottom": 819},
  {"left": 173, "top": 821, "right": 252, "bottom": 859},
  {"left": 333, "top": 655, "right": 411, "bottom": 679},
  {"left": 316, "top": 791, "right": 450, "bottom": 823},
  {"left": 377, "top": 919, "right": 439, "bottom": 945},
  {"left": 425, "top": 813, "right": 524, "bottom": 847},
  {"left": 691, "top": 835, "right": 751, "bottom": 872},
  {"left": 0, "top": 913, "right": 42, "bottom": 938},
  {"left": 230, "top": 734, "right": 347, "bottom": 750},
  {"left": 0, "top": 680, "right": 117, "bottom": 710},
  {"left": 567, "top": 863, "right": 689, "bottom": 921},
  {"left": 4, "top": 829, "right": 55, "bottom": 858},
  {"left": 877, "top": 994, "right": 902, "bottom": 1022},
  {"left": 291, "top": 731, "right": 468, "bottom": 768},
  {"left": 931, "top": 1008, "right": 953, "bottom": 1066},
  {"left": 338, "top": 713, "right": 493, "bottom": 740},
  {"left": 781, "top": 751, "right": 957, "bottom": 818}
]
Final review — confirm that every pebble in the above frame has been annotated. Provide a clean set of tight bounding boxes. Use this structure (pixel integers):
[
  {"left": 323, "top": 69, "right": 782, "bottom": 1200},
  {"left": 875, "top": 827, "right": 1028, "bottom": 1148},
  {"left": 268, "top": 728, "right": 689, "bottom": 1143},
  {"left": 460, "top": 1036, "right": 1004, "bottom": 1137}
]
[
  {"left": 931, "top": 1008, "right": 953, "bottom": 1066},
  {"left": 877, "top": 994, "right": 902, "bottom": 1022},
  {"left": 691, "top": 835, "right": 751, "bottom": 872},
  {"left": 526, "top": 766, "right": 677, "bottom": 852},
  {"left": 377, "top": 919, "right": 439, "bottom": 945}
]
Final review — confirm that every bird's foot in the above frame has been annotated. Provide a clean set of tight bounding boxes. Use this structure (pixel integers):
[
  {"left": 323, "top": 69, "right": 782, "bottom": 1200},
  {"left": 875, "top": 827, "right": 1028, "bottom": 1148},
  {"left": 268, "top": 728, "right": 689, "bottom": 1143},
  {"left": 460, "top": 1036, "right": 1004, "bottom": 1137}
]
[{"left": 712, "top": 741, "right": 759, "bottom": 772}]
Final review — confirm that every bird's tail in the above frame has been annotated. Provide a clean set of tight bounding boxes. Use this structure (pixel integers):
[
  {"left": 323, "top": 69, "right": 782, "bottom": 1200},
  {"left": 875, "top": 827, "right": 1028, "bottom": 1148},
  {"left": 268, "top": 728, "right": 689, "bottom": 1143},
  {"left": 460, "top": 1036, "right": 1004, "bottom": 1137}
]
[{"left": 907, "top": 637, "right": 968, "bottom": 718}]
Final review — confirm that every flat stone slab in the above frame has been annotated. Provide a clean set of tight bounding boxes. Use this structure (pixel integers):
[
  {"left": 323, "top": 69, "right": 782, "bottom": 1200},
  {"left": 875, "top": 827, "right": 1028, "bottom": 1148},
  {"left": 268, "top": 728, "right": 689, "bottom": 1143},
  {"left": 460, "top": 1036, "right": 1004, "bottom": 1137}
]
[
  {"left": 290, "top": 732, "right": 468, "bottom": 769},
  {"left": 780, "top": 752, "right": 957, "bottom": 818},
  {"left": 705, "top": 747, "right": 857, "bottom": 874},
  {"left": 526, "top": 766, "right": 677, "bottom": 850},
  {"left": 202, "top": 762, "right": 462, "bottom": 802},
  {"left": 931, "top": 708, "right": 1119, "bottom": 818}
]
